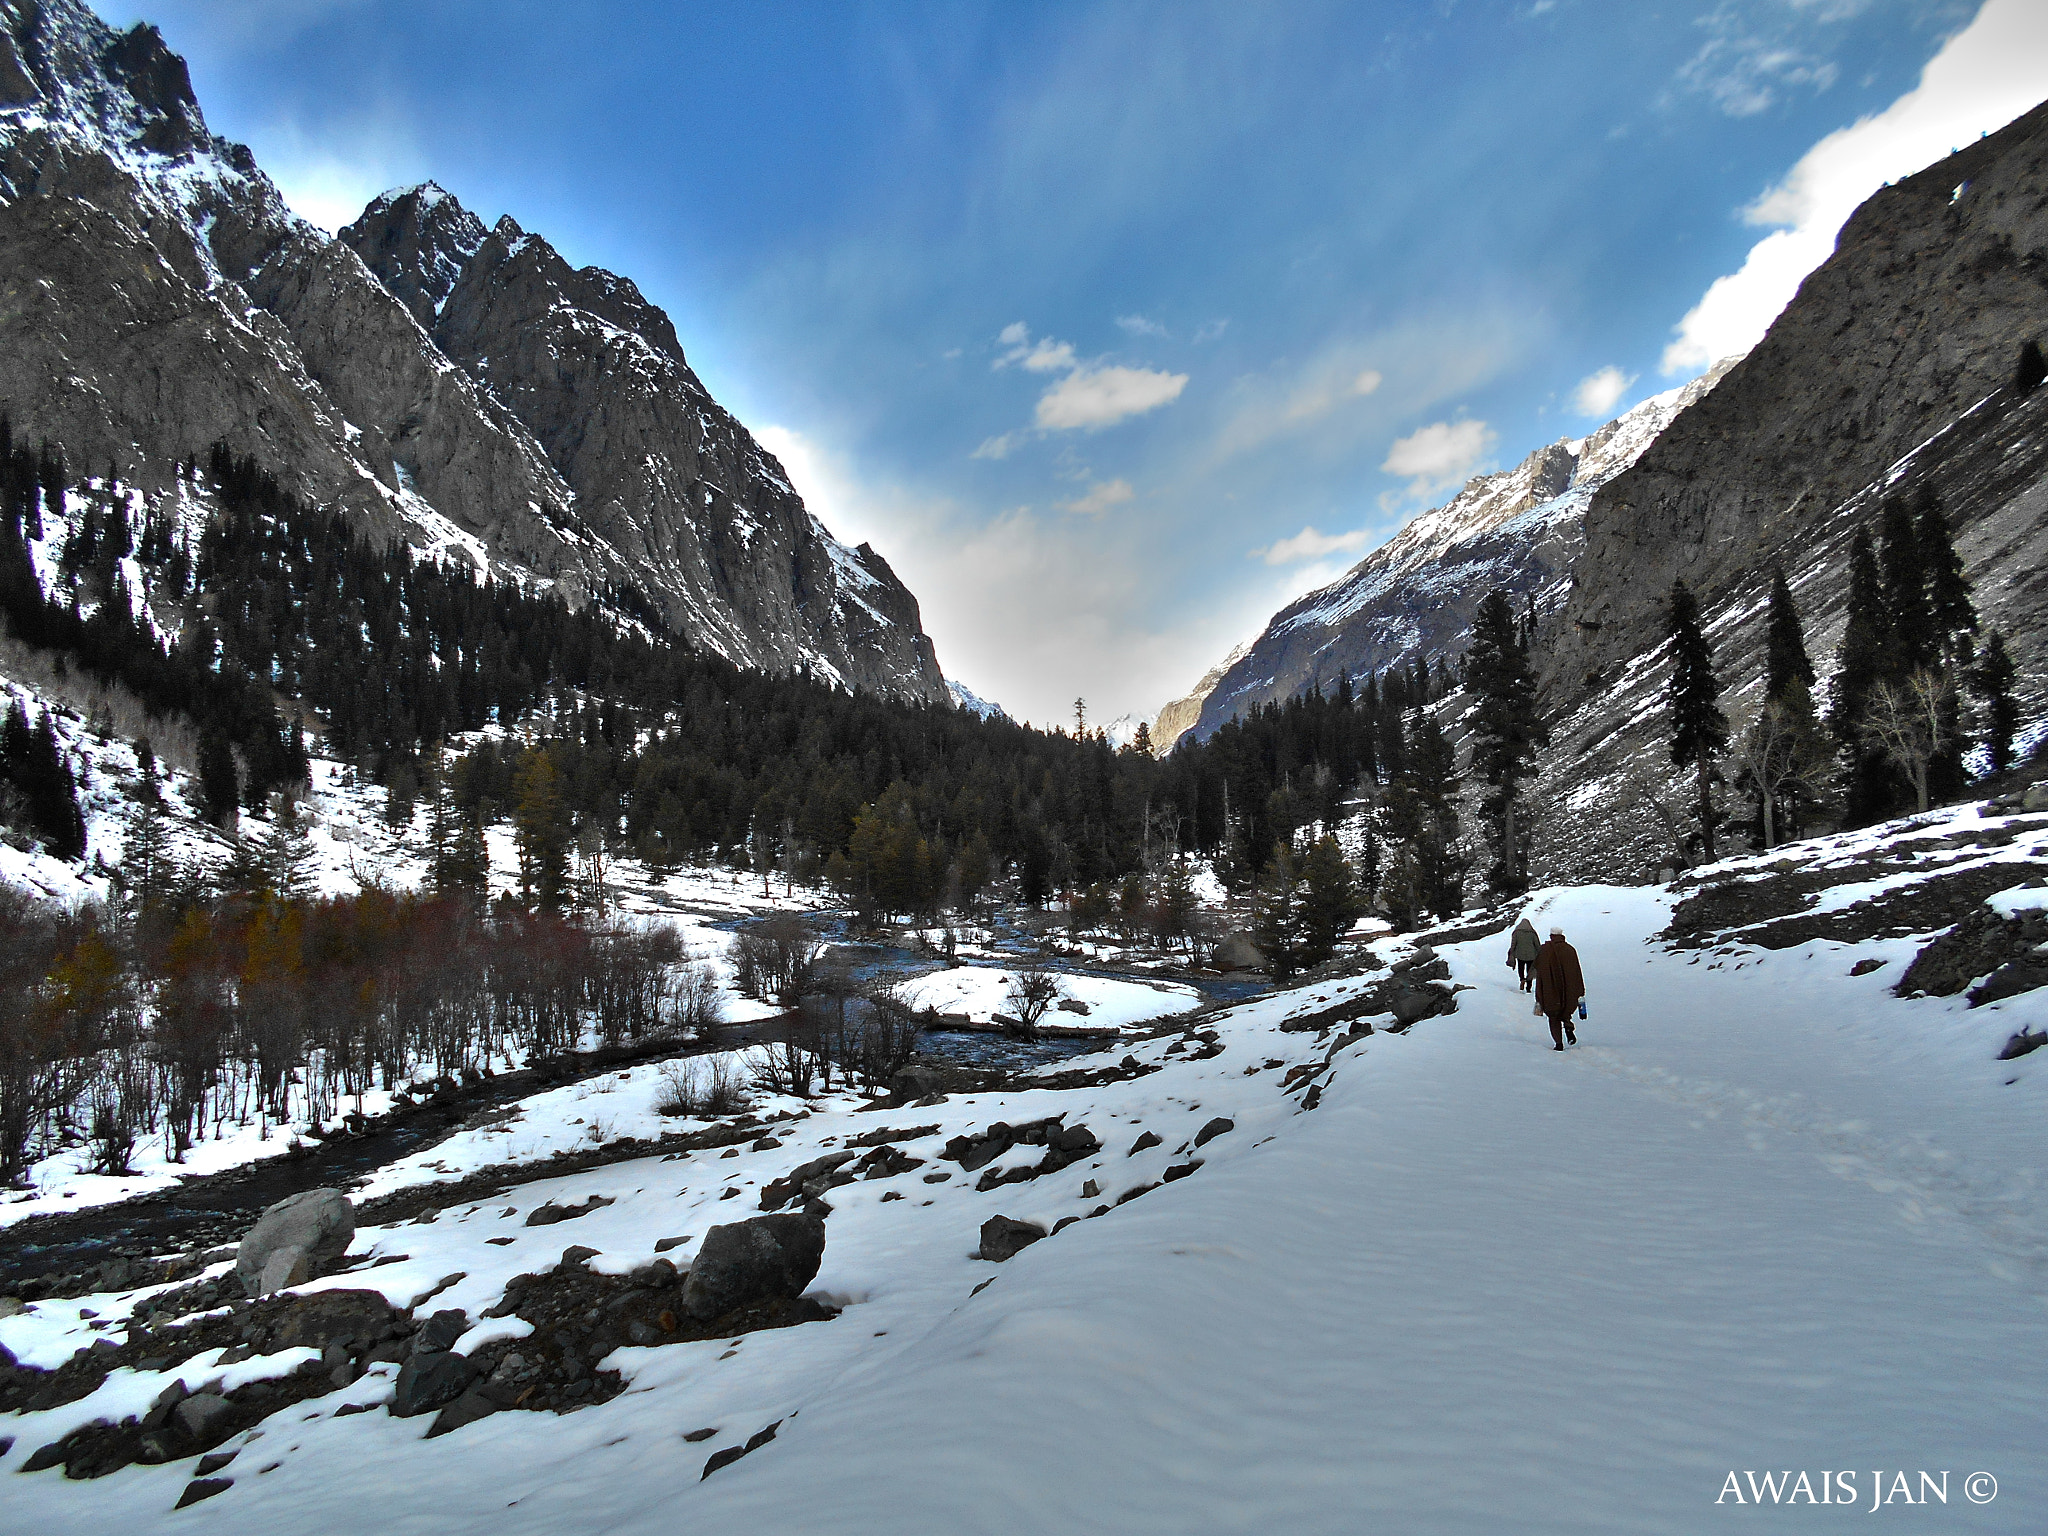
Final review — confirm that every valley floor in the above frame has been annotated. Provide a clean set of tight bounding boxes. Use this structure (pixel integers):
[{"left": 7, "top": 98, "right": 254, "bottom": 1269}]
[{"left": 8, "top": 875, "right": 2047, "bottom": 1533}]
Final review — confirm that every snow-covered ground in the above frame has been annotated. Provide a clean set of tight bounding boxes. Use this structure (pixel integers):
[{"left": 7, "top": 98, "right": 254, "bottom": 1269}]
[
  {"left": 8, "top": 837, "right": 2047, "bottom": 1531},
  {"left": 899, "top": 965, "right": 1201, "bottom": 1031}
]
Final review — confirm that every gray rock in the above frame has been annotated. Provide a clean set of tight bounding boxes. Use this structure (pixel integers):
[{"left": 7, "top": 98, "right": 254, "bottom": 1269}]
[
  {"left": 175, "top": 1477, "right": 233, "bottom": 1508},
  {"left": 173, "top": 1391, "right": 233, "bottom": 1441},
  {"left": 413, "top": 1308, "right": 468, "bottom": 1355},
  {"left": 978, "top": 1216, "right": 1047, "bottom": 1262},
  {"left": 425, "top": 1387, "right": 502, "bottom": 1438},
  {"left": 2023, "top": 782, "right": 2048, "bottom": 812},
  {"left": 391, "top": 1350, "right": 477, "bottom": 1417},
  {"left": 1193, "top": 1117, "right": 1235, "bottom": 1148},
  {"left": 1127, "top": 1131, "right": 1162, "bottom": 1156},
  {"left": 525, "top": 1194, "right": 614, "bottom": 1226},
  {"left": 0, "top": 1297, "right": 23, "bottom": 1318},
  {"left": 681, "top": 1214, "right": 827, "bottom": 1321},
  {"left": 236, "top": 1189, "right": 353, "bottom": 1297}
]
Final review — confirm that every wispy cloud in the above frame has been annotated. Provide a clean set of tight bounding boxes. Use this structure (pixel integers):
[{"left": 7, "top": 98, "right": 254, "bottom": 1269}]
[
  {"left": 1663, "top": 0, "right": 2048, "bottom": 374},
  {"left": 1192, "top": 319, "right": 1230, "bottom": 344},
  {"left": 1675, "top": 4, "right": 1840, "bottom": 119},
  {"left": 993, "top": 323, "right": 1077, "bottom": 372},
  {"left": 971, "top": 431, "right": 1028, "bottom": 461},
  {"left": 1116, "top": 314, "right": 1170, "bottom": 338},
  {"left": 1571, "top": 365, "right": 1635, "bottom": 418},
  {"left": 1060, "top": 478, "right": 1136, "bottom": 516},
  {"left": 1381, "top": 419, "right": 1496, "bottom": 501},
  {"left": 1036, "top": 364, "right": 1188, "bottom": 431},
  {"left": 1251, "top": 525, "right": 1373, "bottom": 565}
]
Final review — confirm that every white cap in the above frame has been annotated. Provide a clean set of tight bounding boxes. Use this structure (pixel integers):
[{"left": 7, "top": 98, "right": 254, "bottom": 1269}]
[{"left": 1549, "top": 926, "right": 1564, "bottom": 938}]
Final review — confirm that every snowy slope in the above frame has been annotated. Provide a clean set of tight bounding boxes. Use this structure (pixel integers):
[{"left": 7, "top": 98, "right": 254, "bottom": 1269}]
[{"left": 8, "top": 807, "right": 2047, "bottom": 1531}]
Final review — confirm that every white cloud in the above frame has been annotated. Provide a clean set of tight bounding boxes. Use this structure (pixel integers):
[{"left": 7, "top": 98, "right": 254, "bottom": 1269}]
[
  {"left": 1678, "top": 27, "right": 1838, "bottom": 119},
  {"left": 993, "top": 324, "right": 1077, "bottom": 373},
  {"left": 969, "top": 431, "right": 1026, "bottom": 461},
  {"left": 1060, "top": 478, "right": 1136, "bottom": 517},
  {"left": 1116, "top": 314, "right": 1170, "bottom": 338},
  {"left": 1571, "top": 365, "right": 1636, "bottom": 418},
  {"left": 1252, "top": 525, "right": 1373, "bottom": 566},
  {"left": 997, "top": 321, "right": 1029, "bottom": 345},
  {"left": 1381, "top": 419, "right": 1497, "bottom": 499},
  {"left": 1035, "top": 363, "right": 1189, "bottom": 431},
  {"left": 1352, "top": 369, "right": 1383, "bottom": 397},
  {"left": 1663, "top": 0, "right": 2048, "bottom": 374}
]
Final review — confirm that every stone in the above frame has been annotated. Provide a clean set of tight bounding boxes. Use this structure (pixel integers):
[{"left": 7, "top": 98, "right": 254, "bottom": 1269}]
[
  {"left": 560, "top": 1246, "right": 601, "bottom": 1268},
  {"left": 1998, "top": 1028, "right": 2048, "bottom": 1061},
  {"left": 977, "top": 1216, "right": 1047, "bottom": 1262},
  {"left": 425, "top": 1388, "right": 503, "bottom": 1438},
  {"left": 1162, "top": 1160, "right": 1203, "bottom": 1183},
  {"left": 681, "top": 1214, "right": 827, "bottom": 1321},
  {"left": 176, "top": 1478, "right": 233, "bottom": 1508},
  {"left": 653, "top": 1236, "right": 691, "bottom": 1253},
  {"left": 683, "top": 1426, "right": 719, "bottom": 1442},
  {"left": 1127, "top": 1131, "right": 1162, "bottom": 1156},
  {"left": 391, "top": 1350, "right": 477, "bottom": 1417},
  {"left": 237, "top": 1189, "right": 354, "bottom": 1297},
  {"left": 1970, "top": 959, "right": 2048, "bottom": 1007},
  {"left": 1053, "top": 1123, "right": 1100, "bottom": 1154},
  {"left": 629, "top": 1258, "right": 678, "bottom": 1286},
  {"left": 1849, "top": 958, "right": 1886, "bottom": 976},
  {"left": 1193, "top": 1117, "right": 1235, "bottom": 1148},
  {"left": 759, "top": 1151, "right": 857, "bottom": 1211},
  {"left": 525, "top": 1195, "right": 614, "bottom": 1227},
  {"left": 414, "top": 1308, "right": 468, "bottom": 1355},
  {"left": 173, "top": 1392, "right": 234, "bottom": 1442},
  {"left": 2024, "top": 782, "right": 2048, "bottom": 812},
  {"left": 0, "top": 1297, "right": 25, "bottom": 1318},
  {"left": 1081, "top": 1180, "right": 1101, "bottom": 1199},
  {"left": 1389, "top": 983, "right": 1456, "bottom": 1025},
  {"left": 194, "top": 1450, "right": 238, "bottom": 1477}
]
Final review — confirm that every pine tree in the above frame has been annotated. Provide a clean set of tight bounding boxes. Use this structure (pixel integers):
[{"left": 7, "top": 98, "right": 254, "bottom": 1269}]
[
  {"left": 1465, "top": 588, "right": 1539, "bottom": 896},
  {"left": 1251, "top": 843, "right": 1303, "bottom": 982},
  {"left": 244, "top": 794, "right": 316, "bottom": 899},
  {"left": 1970, "top": 628, "right": 2020, "bottom": 778},
  {"left": 1831, "top": 525, "right": 1894, "bottom": 823},
  {"left": 513, "top": 745, "right": 572, "bottom": 910},
  {"left": 196, "top": 725, "right": 239, "bottom": 829},
  {"left": 1130, "top": 720, "right": 1155, "bottom": 760},
  {"left": 1296, "top": 833, "right": 1362, "bottom": 968},
  {"left": 121, "top": 759, "right": 176, "bottom": 911},
  {"left": 1879, "top": 498, "right": 1933, "bottom": 678},
  {"left": 1763, "top": 566, "right": 1814, "bottom": 703},
  {"left": 1666, "top": 579, "right": 1728, "bottom": 861}
]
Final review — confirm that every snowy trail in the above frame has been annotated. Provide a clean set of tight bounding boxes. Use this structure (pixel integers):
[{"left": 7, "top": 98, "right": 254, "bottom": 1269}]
[
  {"left": 13, "top": 885, "right": 2045, "bottom": 1533},
  {"left": 674, "top": 885, "right": 2046, "bottom": 1533}
]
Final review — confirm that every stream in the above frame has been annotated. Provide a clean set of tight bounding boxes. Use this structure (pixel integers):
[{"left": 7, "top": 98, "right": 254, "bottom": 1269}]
[{"left": 0, "top": 907, "right": 1265, "bottom": 1290}]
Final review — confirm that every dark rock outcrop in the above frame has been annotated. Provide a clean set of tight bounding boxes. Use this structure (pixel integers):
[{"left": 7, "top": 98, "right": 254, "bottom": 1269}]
[{"left": 681, "top": 1214, "right": 827, "bottom": 1321}]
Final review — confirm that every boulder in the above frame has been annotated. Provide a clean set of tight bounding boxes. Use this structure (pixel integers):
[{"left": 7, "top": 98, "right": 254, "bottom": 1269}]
[
  {"left": 978, "top": 1216, "right": 1047, "bottom": 1262},
  {"left": 173, "top": 1391, "right": 234, "bottom": 1442},
  {"left": 1193, "top": 1117, "right": 1235, "bottom": 1148},
  {"left": 525, "top": 1195, "right": 614, "bottom": 1227},
  {"left": 391, "top": 1349, "right": 477, "bottom": 1417},
  {"left": 2023, "top": 782, "right": 2048, "bottom": 812},
  {"left": 236, "top": 1189, "right": 354, "bottom": 1297},
  {"left": 681, "top": 1214, "right": 827, "bottom": 1322},
  {"left": 412, "top": 1308, "right": 468, "bottom": 1355},
  {"left": 1389, "top": 982, "right": 1456, "bottom": 1025},
  {"left": 1212, "top": 930, "right": 1264, "bottom": 972}
]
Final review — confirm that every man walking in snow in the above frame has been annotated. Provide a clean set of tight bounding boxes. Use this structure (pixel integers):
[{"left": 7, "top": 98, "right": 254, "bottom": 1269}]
[
  {"left": 1533, "top": 925, "right": 1584, "bottom": 1050},
  {"left": 1507, "top": 916, "right": 1540, "bottom": 992}
]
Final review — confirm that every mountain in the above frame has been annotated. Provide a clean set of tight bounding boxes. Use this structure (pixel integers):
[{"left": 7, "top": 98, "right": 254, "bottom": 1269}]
[
  {"left": 1176, "top": 364, "right": 1734, "bottom": 744},
  {"left": 947, "top": 679, "right": 1008, "bottom": 720},
  {"left": 1152, "top": 641, "right": 1248, "bottom": 752},
  {"left": 0, "top": 0, "right": 945, "bottom": 702},
  {"left": 1531, "top": 98, "right": 2048, "bottom": 880}
]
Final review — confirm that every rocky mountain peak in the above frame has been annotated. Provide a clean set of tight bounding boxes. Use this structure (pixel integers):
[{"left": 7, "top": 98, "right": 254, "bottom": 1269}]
[{"left": 340, "top": 182, "right": 489, "bottom": 329}]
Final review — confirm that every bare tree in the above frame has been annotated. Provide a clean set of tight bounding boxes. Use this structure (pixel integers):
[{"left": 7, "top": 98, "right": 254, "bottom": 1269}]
[
  {"left": 1622, "top": 767, "right": 1691, "bottom": 873},
  {"left": 1729, "top": 692, "right": 1833, "bottom": 848},
  {"left": 1862, "top": 669, "right": 1952, "bottom": 815},
  {"left": 1001, "top": 962, "right": 1067, "bottom": 1037}
]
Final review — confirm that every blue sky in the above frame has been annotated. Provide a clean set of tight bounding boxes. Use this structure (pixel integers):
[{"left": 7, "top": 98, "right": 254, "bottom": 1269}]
[{"left": 116, "top": 0, "right": 2046, "bottom": 724}]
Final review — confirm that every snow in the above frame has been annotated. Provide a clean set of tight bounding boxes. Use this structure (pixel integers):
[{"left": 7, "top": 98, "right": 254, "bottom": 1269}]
[
  {"left": 10, "top": 823, "right": 2048, "bottom": 1529},
  {"left": 897, "top": 965, "right": 1201, "bottom": 1031},
  {"left": 946, "top": 679, "right": 1008, "bottom": 720}
]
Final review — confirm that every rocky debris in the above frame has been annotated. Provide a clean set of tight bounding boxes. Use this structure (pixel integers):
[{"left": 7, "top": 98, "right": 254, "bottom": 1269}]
[
  {"left": 1056, "top": 998, "right": 1093, "bottom": 1015},
  {"left": 1281, "top": 965, "right": 1453, "bottom": 1033},
  {"left": 392, "top": 1348, "right": 478, "bottom": 1418},
  {"left": 855, "top": 1143, "right": 927, "bottom": 1181},
  {"left": 236, "top": 1188, "right": 354, "bottom": 1297},
  {"left": 1850, "top": 958, "right": 1886, "bottom": 976},
  {"left": 887, "top": 1059, "right": 1009, "bottom": 1104},
  {"left": 1674, "top": 861, "right": 2048, "bottom": 955},
  {"left": 702, "top": 1420, "right": 782, "bottom": 1480},
  {"left": 682, "top": 1215, "right": 828, "bottom": 1322},
  {"left": 942, "top": 1118, "right": 1100, "bottom": 1194},
  {"left": 1193, "top": 1117, "right": 1235, "bottom": 1148},
  {"left": 759, "top": 1151, "right": 859, "bottom": 1213},
  {"left": 978, "top": 1217, "right": 1047, "bottom": 1262},
  {"left": 2026, "top": 783, "right": 2048, "bottom": 813},
  {"left": 1024, "top": 1054, "right": 1165, "bottom": 1092},
  {"left": 1898, "top": 896, "right": 2048, "bottom": 1000},
  {"left": 1998, "top": 1028, "right": 2048, "bottom": 1061},
  {"left": 176, "top": 1477, "right": 232, "bottom": 1508},
  {"left": 973, "top": 1123, "right": 1102, "bottom": 1193},
  {"left": 524, "top": 1194, "right": 615, "bottom": 1227}
]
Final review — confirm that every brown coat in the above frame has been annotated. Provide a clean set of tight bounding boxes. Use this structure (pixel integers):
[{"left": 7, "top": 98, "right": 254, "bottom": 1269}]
[{"left": 1533, "top": 937, "right": 1584, "bottom": 1018}]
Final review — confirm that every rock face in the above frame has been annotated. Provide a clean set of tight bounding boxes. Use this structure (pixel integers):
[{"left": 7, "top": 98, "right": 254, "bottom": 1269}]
[
  {"left": 1178, "top": 366, "right": 1732, "bottom": 744},
  {"left": 235, "top": 1188, "right": 353, "bottom": 1297},
  {"left": 1526, "top": 99, "right": 2048, "bottom": 881},
  {"left": 977, "top": 1216, "right": 1047, "bottom": 1262},
  {"left": 681, "top": 1214, "right": 827, "bottom": 1321},
  {"left": 0, "top": 0, "right": 946, "bottom": 702}
]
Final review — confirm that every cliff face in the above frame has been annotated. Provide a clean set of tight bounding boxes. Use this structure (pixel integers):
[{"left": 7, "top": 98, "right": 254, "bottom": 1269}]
[
  {"left": 1178, "top": 366, "right": 1731, "bottom": 745},
  {"left": 1558, "top": 100, "right": 2048, "bottom": 706},
  {"left": 0, "top": 0, "right": 946, "bottom": 701},
  {"left": 1528, "top": 99, "right": 2048, "bottom": 881}
]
